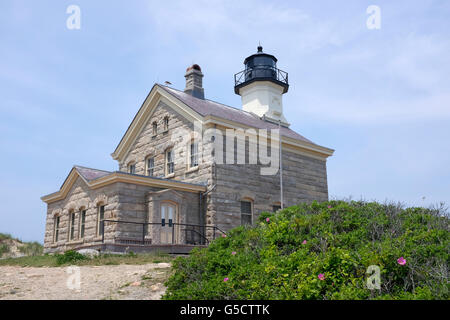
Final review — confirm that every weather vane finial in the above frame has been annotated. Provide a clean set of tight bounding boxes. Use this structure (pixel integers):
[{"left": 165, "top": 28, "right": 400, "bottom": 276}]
[{"left": 257, "top": 41, "right": 263, "bottom": 53}]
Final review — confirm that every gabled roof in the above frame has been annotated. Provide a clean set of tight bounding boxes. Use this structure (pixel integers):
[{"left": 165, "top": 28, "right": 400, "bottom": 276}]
[
  {"left": 41, "top": 165, "right": 206, "bottom": 204},
  {"left": 74, "top": 165, "right": 111, "bottom": 182},
  {"left": 111, "top": 83, "right": 334, "bottom": 162},
  {"left": 160, "top": 85, "right": 314, "bottom": 143}
]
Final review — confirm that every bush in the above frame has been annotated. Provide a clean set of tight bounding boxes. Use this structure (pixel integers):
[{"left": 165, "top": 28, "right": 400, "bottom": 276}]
[
  {"left": 55, "top": 250, "right": 88, "bottom": 265},
  {"left": 163, "top": 200, "right": 449, "bottom": 300},
  {"left": 0, "top": 233, "right": 12, "bottom": 241},
  {"left": 0, "top": 243, "right": 10, "bottom": 256},
  {"left": 18, "top": 242, "right": 43, "bottom": 256}
]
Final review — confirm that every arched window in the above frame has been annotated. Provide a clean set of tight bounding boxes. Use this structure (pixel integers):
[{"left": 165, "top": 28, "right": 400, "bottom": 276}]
[
  {"left": 68, "top": 210, "right": 76, "bottom": 241},
  {"left": 146, "top": 156, "right": 155, "bottom": 176},
  {"left": 240, "top": 199, "right": 253, "bottom": 225},
  {"left": 152, "top": 121, "right": 158, "bottom": 136},
  {"left": 165, "top": 148, "right": 174, "bottom": 175},
  {"left": 96, "top": 204, "right": 105, "bottom": 236},
  {"left": 163, "top": 116, "right": 169, "bottom": 132},
  {"left": 128, "top": 162, "right": 136, "bottom": 174},
  {"left": 79, "top": 208, "right": 87, "bottom": 239},
  {"left": 53, "top": 215, "right": 60, "bottom": 243},
  {"left": 190, "top": 140, "right": 199, "bottom": 168}
]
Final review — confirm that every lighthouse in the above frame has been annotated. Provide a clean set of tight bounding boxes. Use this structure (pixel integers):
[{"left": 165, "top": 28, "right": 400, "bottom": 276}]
[{"left": 234, "top": 46, "right": 290, "bottom": 126}]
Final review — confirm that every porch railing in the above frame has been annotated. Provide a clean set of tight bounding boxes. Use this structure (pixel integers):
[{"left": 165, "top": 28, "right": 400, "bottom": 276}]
[{"left": 100, "top": 219, "right": 226, "bottom": 246}]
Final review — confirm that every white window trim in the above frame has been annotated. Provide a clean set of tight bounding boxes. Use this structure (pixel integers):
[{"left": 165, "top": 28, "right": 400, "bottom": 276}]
[
  {"left": 165, "top": 149, "right": 174, "bottom": 176},
  {"left": 53, "top": 215, "right": 60, "bottom": 243},
  {"left": 128, "top": 162, "right": 136, "bottom": 174},
  {"left": 146, "top": 156, "right": 155, "bottom": 176},
  {"left": 96, "top": 205, "right": 105, "bottom": 237},
  {"left": 68, "top": 211, "right": 76, "bottom": 241},
  {"left": 189, "top": 141, "right": 199, "bottom": 169},
  {"left": 78, "top": 209, "right": 86, "bottom": 239}
]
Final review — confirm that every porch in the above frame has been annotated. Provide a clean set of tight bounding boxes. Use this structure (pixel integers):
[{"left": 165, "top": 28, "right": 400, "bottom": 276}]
[{"left": 93, "top": 219, "right": 226, "bottom": 254}]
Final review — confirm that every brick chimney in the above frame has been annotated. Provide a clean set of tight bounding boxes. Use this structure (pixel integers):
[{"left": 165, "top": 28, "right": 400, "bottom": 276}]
[{"left": 184, "top": 64, "right": 204, "bottom": 99}]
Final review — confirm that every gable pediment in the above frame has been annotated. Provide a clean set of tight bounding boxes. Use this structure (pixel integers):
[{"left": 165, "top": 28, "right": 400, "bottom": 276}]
[
  {"left": 41, "top": 166, "right": 206, "bottom": 204},
  {"left": 111, "top": 84, "right": 204, "bottom": 163}
]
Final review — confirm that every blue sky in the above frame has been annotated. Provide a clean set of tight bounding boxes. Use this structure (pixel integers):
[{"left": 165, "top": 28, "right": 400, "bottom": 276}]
[{"left": 1, "top": 0, "right": 449, "bottom": 242}]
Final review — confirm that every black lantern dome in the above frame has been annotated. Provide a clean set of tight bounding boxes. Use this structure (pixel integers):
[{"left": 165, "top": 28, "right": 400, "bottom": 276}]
[{"left": 234, "top": 46, "right": 289, "bottom": 94}]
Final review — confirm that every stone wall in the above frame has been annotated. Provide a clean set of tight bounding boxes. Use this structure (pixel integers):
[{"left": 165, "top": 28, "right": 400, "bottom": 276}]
[
  {"left": 43, "top": 177, "right": 121, "bottom": 253},
  {"left": 43, "top": 177, "right": 203, "bottom": 253},
  {"left": 119, "top": 100, "right": 212, "bottom": 187},
  {"left": 208, "top": 130, "right": 329, "bottom": 233}
]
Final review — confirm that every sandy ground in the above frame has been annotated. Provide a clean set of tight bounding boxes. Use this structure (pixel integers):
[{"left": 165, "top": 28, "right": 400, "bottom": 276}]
[{"left": 0, "top": 263, "right": 171, "bottom": 300}]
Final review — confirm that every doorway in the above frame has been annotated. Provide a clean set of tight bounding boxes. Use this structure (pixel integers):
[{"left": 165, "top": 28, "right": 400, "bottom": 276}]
[{"left": 160, "top": 202, "right": 177, "bottom": 244}]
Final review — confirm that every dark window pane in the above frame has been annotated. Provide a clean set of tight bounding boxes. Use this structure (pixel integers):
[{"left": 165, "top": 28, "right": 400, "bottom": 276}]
[
  {"left": 241, "top": 201, "right": 252, "bottom": 214},
  {"left": 80, "top": 211, "right": 86, "bottom": 238},
  {"left": 241, "top": 201, "right": 252, "bottom": 225},
  {"left": 241, "top": 214, "right": 252, "bottom": 225}
]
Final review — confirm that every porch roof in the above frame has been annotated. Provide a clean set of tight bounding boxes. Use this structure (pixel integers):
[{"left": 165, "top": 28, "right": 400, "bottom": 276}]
[{"left": 41, "top": 165, "right": 207, "bottom": 204}]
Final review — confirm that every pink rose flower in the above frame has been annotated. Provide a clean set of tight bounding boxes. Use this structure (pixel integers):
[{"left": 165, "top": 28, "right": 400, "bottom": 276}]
[
  {"left": 222, "top": 234, "right": 227, "bottom": 238},
  {"left": 266, "top": 217, "right": 270, "bottom": 222},
  {"left": 224, "top": 277, "right": 229, "bottom": 282},
  {"left": 397, "top": 257, "right": 406, "bottom": 265},
  {"left": 302, "top": 240, "right": 307, "bottom": 245},
  {"left": 328, "top": 205, "right": 332, "bottom": 209},
  {"left": 231, "top": 251, "right": 236, "bottom": 255},
  {"left": 318, "top": 273, "right": 325, "bottom": 281}
]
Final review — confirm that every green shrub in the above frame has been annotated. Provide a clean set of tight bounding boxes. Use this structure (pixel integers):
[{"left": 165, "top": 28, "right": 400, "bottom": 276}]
[
  {"left": 0, "top": 233, "right": 12, "bottom": 241},
  {"left": 18, "top": 242, "right": 43, "bottom": 256},
  {"left": 0, "top": 243, "right": 10, "bottom": 256},
  {"left": 164, "top": 200, "right": 449, "bottom": 300},
  {"left": 55, "top": 250, "right": 88, "bottom": 265}
]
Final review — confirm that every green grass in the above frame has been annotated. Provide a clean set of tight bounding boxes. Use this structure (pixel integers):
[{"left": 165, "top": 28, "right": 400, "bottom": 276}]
[
  {"left": 0, "top": 252, "right": 174, "bottom": 267},
  {"left": 0, "top": 233, "right": 13, "bottom": 241},
  {"left": 0, "top": 243, "right": 10, "bottom": 256},
  {"left": 0, "top": 233, "right": 43, "bottom": 257}
]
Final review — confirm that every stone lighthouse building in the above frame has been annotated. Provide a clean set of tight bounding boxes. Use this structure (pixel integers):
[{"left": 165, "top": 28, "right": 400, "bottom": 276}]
[{"left": 41, "top": 47, "right": 334, "bottom": 253}]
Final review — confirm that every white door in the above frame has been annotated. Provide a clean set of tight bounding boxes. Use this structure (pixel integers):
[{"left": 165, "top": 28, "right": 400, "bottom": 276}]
[{"left": 161, "top": 203, "right": 176, "bottom": 244}]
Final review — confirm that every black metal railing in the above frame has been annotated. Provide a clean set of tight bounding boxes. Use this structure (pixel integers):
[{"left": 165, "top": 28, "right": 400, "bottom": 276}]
[
  {"left": 234, "top": 66, "right": 288, "bottom": 87},
  {"left": 101, "top": 219, "right": 226, "bottom": 246}
]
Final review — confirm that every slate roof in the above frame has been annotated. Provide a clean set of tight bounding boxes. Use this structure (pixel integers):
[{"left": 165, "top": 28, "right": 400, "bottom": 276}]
[
  {"left": 74, "top": 166, "right": 111, "bottom": 182},
  {"left": 73, "top": 165, "right": 206, "bottom": 187},
  {"left": 159, "top": 85, "right": 316, "bottom": 145}
]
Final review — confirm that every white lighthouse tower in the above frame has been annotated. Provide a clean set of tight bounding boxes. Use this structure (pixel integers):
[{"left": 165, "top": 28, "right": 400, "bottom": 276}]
[{"left": 234, "top": 46, "right": 290, "bottom": 126}]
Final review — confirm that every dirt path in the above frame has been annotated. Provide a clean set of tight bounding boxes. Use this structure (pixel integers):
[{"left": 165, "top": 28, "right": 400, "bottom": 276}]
[{"left": 0, "top": 263, "right": 171, "bottom": 300}]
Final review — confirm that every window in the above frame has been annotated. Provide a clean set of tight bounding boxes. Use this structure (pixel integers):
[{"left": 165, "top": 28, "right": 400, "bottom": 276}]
[
  {"left": 146, "top": 157, "right": 155, "bottom": 176},
  {"left": 128, "top": 163, "right": 136, "bottom": 174},
  {"left": 190, "top": 142, "right": 199, "bottom": 168},
  {"left": 54, "top": 216, "right": 60, "bottom": 243},
  {"left": 166, "top": 149, "right": 174, "bottom": 175},
  {"left": 97, "top": 205, "right": 105, "bottom": 236},
  {"left": 241, "top": 200, "right": 253, "bottom": 225},
  {"left": 161, "top": 203, "right": 175, "bottom": 226},
  {"left": 273, "top": 205, "right": 281, "bottom": 212},
  {"left": 69, "top": 211, "right": 76, "bottom": 241},
  {"left": 79, "top": 210, "right": 86, "bottom": 239},
  {"left": 163, "top": 116, "right": 169, "bottom": 132},
  {"left": 152, "top": 122, "right": 157, "bottom": 136}
]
